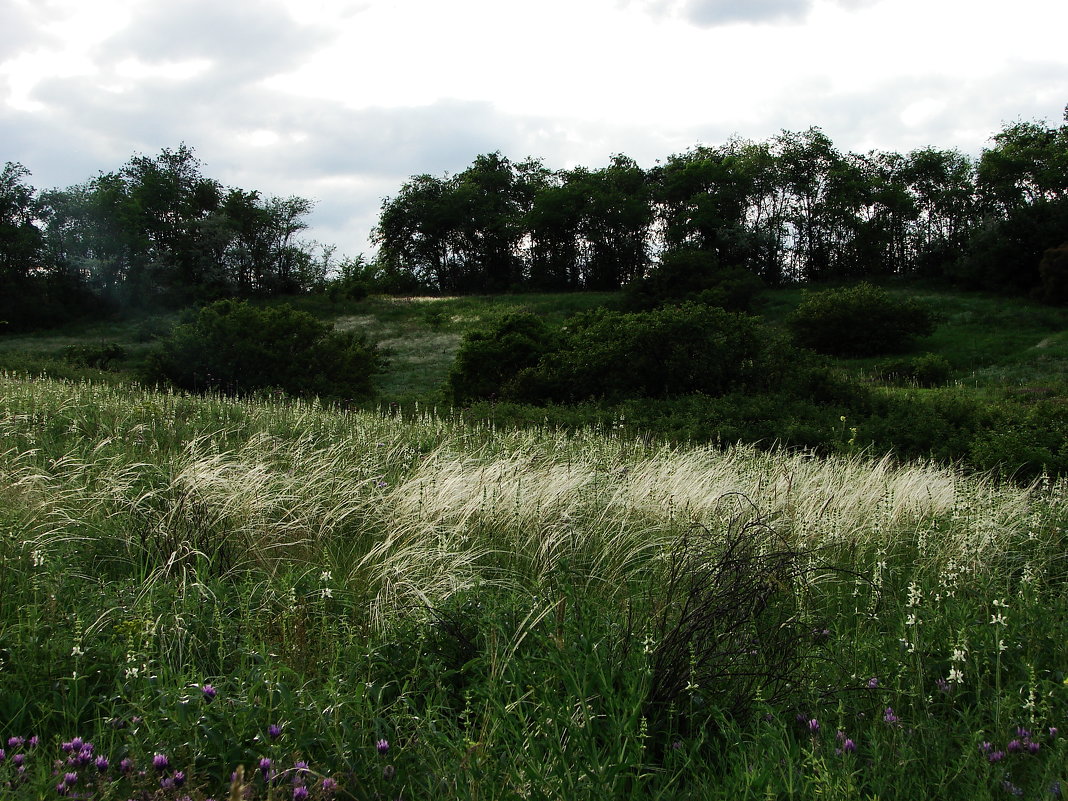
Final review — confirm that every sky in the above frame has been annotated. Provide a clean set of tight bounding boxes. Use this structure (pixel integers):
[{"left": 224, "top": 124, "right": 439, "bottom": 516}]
[{"left": 2, "top": 0, "right": 1066, "bottom": 259}]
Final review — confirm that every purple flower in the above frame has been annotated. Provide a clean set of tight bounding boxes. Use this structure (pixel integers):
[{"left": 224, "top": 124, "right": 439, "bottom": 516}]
[
  {"left": 268, "top": 724, "right": 282, "bottom": 740},
  {"left": 883, "top": 707, "right": 899, "bottom": 725},
  {"left": 376, "top": 738, "right": 390, "bottom": 755},
  {"left": 935, "top": 678, "right": 951, "bottom": 693},
  {"left": 64, "top": 772, "right": 78, "bottom": 786},
  {"left": 1008, "top": 739, "right": 1023, "bottom": 753},
  {"left": 988, "top": 750, "right": 1005, "bottom": 763},
  {"left": 0, "top": 749, "right": 5, "bottom": 763},
  {"left": 12, "top": 754, "right": 24, "bottom": 768},
  {"left": 7, "top": 737, "right": 23, "bottom": 749},
  {"left": 28, "top": 736, "right": 38, "bottom": 748},
  {"left": 94, "top": 755, "right": 109, "bottom": 773},
  {"left": 202, "top": 683, "right": 217, "bottom": 701},
  {"left": 119, "top": 757, "right": 134, "bottom": 774},
  {"left": 321, "top": 777, "right": 338, "bottom": 793},
  {"left": 173, "top": 770, "right": 186, "bottom": 787},
  {"left": 980, "top": 742, "right": 993, "bottom": 754},
  {"left": 807, "top": 718, "right": 820, "bottom": 733},
  {"left": 70, "top": 737, "right": 83, "bottom": 752},
  {"left": 293, "top": 787, "right": 310, "bottom": 801},
  {"left": 843, "top": 738, "right": 856, "bottom": 753},
  {"left": 259, "top": 756, "right": 273, "bottom": 781},
  {"left": 866, "top": 677, "right": 879, "bottom": 689},
  {"left": 1051, "top": 727, "right": 1059, "bottom": 739},
  {"left": 1017, "top": 727, "right": 1032, "bottom": 739},
  {"left": 160, "top": 776, "right": 174, "bottom": 790},
  {"left": 1029, "top": 741, "right": 1041, "bottom": 754},
  {"left": 152, "top": 753, "right": 169, "bottom": 772}
]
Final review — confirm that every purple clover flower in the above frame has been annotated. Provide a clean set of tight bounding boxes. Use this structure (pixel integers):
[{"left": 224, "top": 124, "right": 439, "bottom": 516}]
[
  {"left": 268, "top": 724, "right": 282, "bottom": 740},
  {"left": 843, "top": 738, "right": 857, "bottom": 753},
  {"left": 152, "top": 753, "right": 170, "bottom": 772},
  {"left": 376, "top": 738, "right": 390, "bottom": 755},
  {"left": 293, "top": 787, "right": 310, "bottom": 801},
  {"left": 7, "top": 737, "right": 23, "bottom": 749},
  {"left": 883, "top": 707, "right": 899, "bottom": 725},
  {"left": 173, "top": 770, "right": 186, "bottom": 787},
  {"left": 119, "top": 757, "right": 134, "bottom": 774},
  {"left": 259, "top": 756, "right": 273, "bottom": 781},
  {"left": 12, "top": 753, "right": 23, "bottom": 768},
  {"left": 807, "top": 718, "right": 820, "bottom": 733},
  {"left": 1007, "top": 739, "right": 1023, "bottom": 753},
  {"left": 27, "top": 736, "right": 37, "bottom": 748},
  {"left": 866, "top": 677, "right": 879, "bottom": 689},
  {"left": 95, "top": 755, "right": 109, "bottom": 773},
  {"left": 202, "top": 683, "right": 217, "bottom": 701},
  {"left": 988, "top": 750, "right": 1005, "bottom": 763},
  {"left": 1029, "top": 741, "right": 1041, "bottom": 754},
  {"left": 64, "top": 772, "right": 78, "bottom": 786},
  {"left": 321, "top": 776, "right": 338, "bottom": 795}
]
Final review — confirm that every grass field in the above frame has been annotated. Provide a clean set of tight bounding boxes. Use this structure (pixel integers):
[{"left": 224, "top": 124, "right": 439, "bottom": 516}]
[{"left": 1, "top": 373, "right": 1067, "bottom": 798}]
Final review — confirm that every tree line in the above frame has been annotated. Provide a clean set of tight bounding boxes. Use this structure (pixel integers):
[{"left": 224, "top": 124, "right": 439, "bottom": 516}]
[
  {"left": 2, "top": 112, "right": 1067, "bottom": 331},
  {"left": 1, "top": 145, "right": 332, "bottom": 331},
  {"left": 374, "top": 114, "right": 1068, "bottom": 298}
]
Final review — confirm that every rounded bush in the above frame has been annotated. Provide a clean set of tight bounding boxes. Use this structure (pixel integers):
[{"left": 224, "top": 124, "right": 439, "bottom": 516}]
[
  {"left": 786, "top": 283, "right": 937, "bottom": 357},
  {"left": 447, "top": 311, "right": 557, "bottom": 404},
  {"left": 144, "top": 299, "right": 380, "bottom": 401}
]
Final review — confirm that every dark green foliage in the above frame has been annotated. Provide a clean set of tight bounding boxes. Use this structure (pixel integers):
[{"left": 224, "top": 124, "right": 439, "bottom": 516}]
[
  {"left": 61, "top": 342, "right": 127, "bottom": 370},
  {"left": 623, "top": 248, "right": 764, "bottom": 312},
  {"left": 1039, "top": 242, "right": 1068, "bottom": 304},
  {"left": 447, "top": 311, "right": 557, "bottom": 404},
  {"left": 508, "top": 304, "right": 785, "bottom": 404},
  {"left": 876, "top": 353, "right": 953, "bottom": 387},
  {"left": 144, "top": 299, "right": 380, "bottom": 401},
  {"left": 787, "top": 282, "right": 937, "bottom": 356}
]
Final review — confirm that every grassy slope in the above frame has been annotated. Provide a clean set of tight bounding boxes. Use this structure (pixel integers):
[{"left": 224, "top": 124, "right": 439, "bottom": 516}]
[{"left": 1, "top": 374, "right": 1067, "bottom": 799}]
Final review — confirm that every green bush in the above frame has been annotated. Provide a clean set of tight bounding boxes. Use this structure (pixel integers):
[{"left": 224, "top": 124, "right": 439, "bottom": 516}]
[
  {"left": 624, "top": 248, "right": 763, "bottom": 313},
  {"left": 876, "top": 353, "right": 952, "bottom": 387},
  {"left": 144, "top": 299, "right": 381, "bottom": 401},
  {"left": 510, "top": 304, "right": 792, "bottom": 404},
  {"left": 61, "top": 342, "right": 127, "bottom": 370},
  {"left": 447, "top": 311, "right": 558, "bottom": 404},
  {"left": 787, "top": 282, "right": 937, "bottom": 356}
]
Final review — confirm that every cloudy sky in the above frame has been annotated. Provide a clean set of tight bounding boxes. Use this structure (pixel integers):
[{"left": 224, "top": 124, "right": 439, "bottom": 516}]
[{"left": 2, "top": 0, "right": 1065, "bottom": 258}]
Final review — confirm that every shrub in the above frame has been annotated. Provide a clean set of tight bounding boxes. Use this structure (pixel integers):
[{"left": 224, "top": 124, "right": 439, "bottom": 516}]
[
  {"left": 510, "top": 304, "right": 785, "bottom": 404},
  {"left": 1038, "top": 242, "right": 1068, "bottom": 304},
  {"left": 786, "top": 282, "right": 937, "bottom": 356},
  {"left": 876, "top": 353, "right": 953, "bottom": 387},
  {"left": 61, "top": 342, "right": 127, "bottom": 370},
  {"left": 624, "top": 248, "right": 763, "bottom": 313},
  {"left": 144, "top": 299, "right": 380, "bottom": 401},
  {"left": 447, "top": 311, "right": 558, "bottom": 404}
]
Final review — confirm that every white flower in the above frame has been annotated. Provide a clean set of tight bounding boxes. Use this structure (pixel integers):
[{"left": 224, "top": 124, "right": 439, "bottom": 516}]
[
  {"left": 71, "top": 645, "right": 84, "bottom": 657},
  {"left": 948, "top": 667, "right": 964, "bottom": 683},
  {"left": 990, "top": 613, "right": 1007, "bottom": 626},
  {"left": 951, "top": 647, "right": 967, "bottom": 663},
  {"left": 319, "top": 570, "right": 332, "bottom": 582},
  {"left": 321, "top": 587, "right": 333, "bottom": 599}
]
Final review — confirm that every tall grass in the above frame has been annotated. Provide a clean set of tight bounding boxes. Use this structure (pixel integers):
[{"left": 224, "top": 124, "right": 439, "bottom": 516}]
[{"left": 1, "top": 372, "right": 1066, "bottom": 798}]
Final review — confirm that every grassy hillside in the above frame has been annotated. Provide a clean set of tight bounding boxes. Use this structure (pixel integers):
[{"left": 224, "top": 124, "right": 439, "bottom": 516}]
[
  {"left": 1, "top": 374, "right": 1067, "bottom": 798},
  {"left": 1, "top": 285, "right": 1066, "bottom": 477}
]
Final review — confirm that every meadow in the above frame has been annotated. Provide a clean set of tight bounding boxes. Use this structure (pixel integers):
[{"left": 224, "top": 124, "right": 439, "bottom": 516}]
[{"left": 2, "top": 370, "right": 1068, "bottom": 799}]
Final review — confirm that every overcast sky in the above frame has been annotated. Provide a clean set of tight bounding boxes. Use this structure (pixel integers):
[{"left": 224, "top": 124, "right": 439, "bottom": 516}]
[{"left": 2, "top": 0, "right": 1065, "bottom": 258}]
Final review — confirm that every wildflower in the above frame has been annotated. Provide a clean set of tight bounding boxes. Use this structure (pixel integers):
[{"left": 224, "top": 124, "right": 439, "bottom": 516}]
[
  {"left": 1029, "top": 741, "right": 1041, "bottom": 754},
  {"left": 120, "top": 757, "right": 134, "bottom": 775},
  {"left": 293, "top": 787, "right": 310, "bottom": 801},
  {"left": 935, "top": 677, "right": 951, "bottom": 693},
  {"left": 883, "top": 708, "right": 899, "bottom": 725},
  {"left": 948, "top": 667, "right": 964, "bottom": 684},
  {"left": 268, "top": 724, "right": 283, "bottom": 740},
  {"left": 95, "top": 755, "right": 109, "bottom": 773},
  {"left": 152, "top": 753, "right": 170, "bottom": 772},
  {"left": 202, "top": 683, "right": 217, "bottom": 701},
  {"left": 807, "top": 718, "right": 820, "bottom": 733},
  {"left": 1007, "top": 739, "right": 1023, "bottom": 753},
  {"left": 843, "top": 738, "right": 856, "bottom": 753},
  {"left": 259, "top": 757, "right": 273, "bottom": 781},
  {"left": 1017, "top": 727, "right": 1032, "bottom": 739},
  {"left": 376, "top": 738, "right": 390, "bottom": 755},
  {"left": 1051, "top": 727, "right": 1059, "bottom": 739},
  {"left": 866, "top": 677, "right": 879, "bottom": 689},
  {"left": 173, "top": 770, "right": 186, "bottom": 787},
  {"left": 64, "top": 772, "right": 78, "bottom": 786},
  {"left": 28, "top": 736, "right": 38, "bottom": 748},
  {"left": 321, "top": 777, "right": 338, "bottom": 795},
  {"left": 7, "top": 737, "right": 23, "bottom": 749},
  {"left": 293, "top": 760, "right": 310, "bottom": 775},
  {"left": 988, "top": 750, "right": 1005, "bottom": 763}
]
